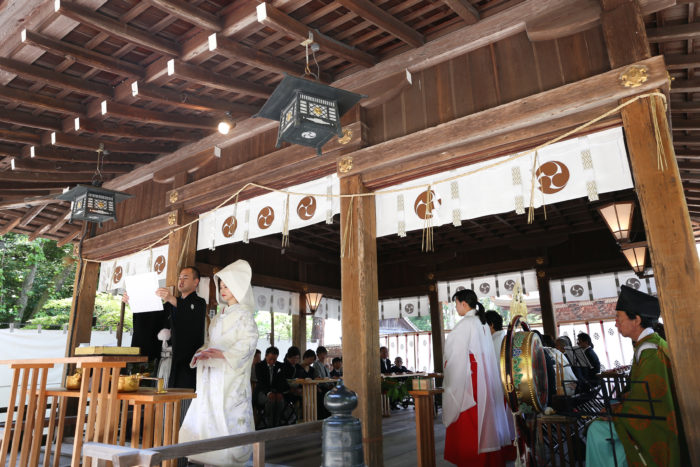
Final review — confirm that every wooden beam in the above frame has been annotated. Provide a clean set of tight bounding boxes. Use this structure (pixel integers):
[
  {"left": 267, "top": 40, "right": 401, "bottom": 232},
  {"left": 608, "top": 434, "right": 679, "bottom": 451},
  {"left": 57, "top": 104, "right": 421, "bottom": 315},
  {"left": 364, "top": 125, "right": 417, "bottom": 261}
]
[
  {"left": 671, "top": 118, "right": 700, "bottom": 131},
  {"left": 55, "top": 0, "right": 181, "bottom": 57},
  {"left": 671, "top": 101, "right": 700, "bottom": 113},
  {"left": 669, "top": 78, "right": 700, "bottom": 93},
  {"left": 114, "top": 79, "right": 259, "bottom": 114},
  {"left": 20, "top": 29, "right": 144, "bottom": 79},
  {"left": 678, "top": 161, "right": 700, "bottom": 172},
  {"left": 208, "top": 34, "right": 329, "bottom": 81},
  {"left": 0, "top": 85, "right": 85, "bottom": 116},
  {"left": 0, "top": 57, "right": 112, "bottom": 98},
  {"left": 0, "top": 216, "right": 21, "bottom": 235},
  {"left": 28, "top": 224, "right": 51, "bottom": 242},
  {"left": 18, "top": 204, "right": 48, "bottom": 227},
  {"left": 427, "top": 282, "right": 444, "bottom": 376},
  {"left": 166, "top": 59, "right": 272, "bottom": 99},
  {"left": 340, "top": 174, "right": 382, "bottom": 466},
  {"left": 0, "top": 189, "right": 62, "bottom": 197},
  {"left": 671, "top": 136, "right": 700, "bottom": 146},
  {"left": 441, "top": 0, "right": 479, "bottom": 25},
  {"left": 357, "top": 69, "right": 413, "bottom": 109},
  {"left": 87, "top": 100, "right": 220, "bottom": 131},
  {"left": 0, "top": 128, "right": 42, "bottom": 145},
  {"left": 664, "top": 53, "right": 700, "bottom": 70},
  {"left": 0, "top": 171, "right": 97, "bottom": 183},
  {"left": 647, "top": 21, "right": 700, "bottom": 43},
  {"left": 65, "top": 248, "right": 99, "bottom": 354},
  {"left": 256, "top": 3, "right": 377, "bottom": 68},
  {"left": 12, "top": 157, "right": 132, "bottom": 174},
  {"left": 536, "top": 268, "right": 557, "bottom": 337},
  {"left": 26, "top": 146, "right": 156, "bottom": 165},
  {"left": 68, "top": 118, "right": 201, "bottom": 142},
  {"left": 0, "top": 108, "right": 62, "bottom": 132},
  {"left": 250, "top": 273, "right": 341, "bottom": 298},
  {"left": 41, "top": 132, "right": 178, "bottom": 155},
  {"left": 336, "top": 0, "right": 424, "bottom": 47},
  {"left": 81, "top": 211, "right": 179, "bottom": 261},
  {"left": 56, "top": 227, "right": 81, "bottom": 247},
  {"left": 142, "top": 0, "right": 223, "bottom": 32},
  {"left": 292, "top": 292, "right": 307, "bottom": 350},
  {"left": 165, "top": 121, "right": 364, "bottom": 212},
  {"left": 166, "top": 210, "right": 197, "bottom": 294},
  {"left": 337, "top": 56, "right": 667, "bottom": 177}
]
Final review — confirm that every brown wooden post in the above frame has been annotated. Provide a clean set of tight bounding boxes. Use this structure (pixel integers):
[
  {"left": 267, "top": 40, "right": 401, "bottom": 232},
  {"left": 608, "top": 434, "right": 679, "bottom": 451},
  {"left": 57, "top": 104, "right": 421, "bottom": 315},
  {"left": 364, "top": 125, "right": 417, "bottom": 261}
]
[
  {"left": 64, "top": 259, "right": 100, "bottom": 356},
  {"left": 166, "top": 210, "right": 197, "bottom": 297},
  {"left": 340, "top": 174, "right": 383, "bottom": 466},
  {"left": 601, "top": 0, "right": 700, "bottom": 459},
  {"left": 536, "top": 269, "right": 557, "bottom": 338},
  {"left": 293, "top": 292, "right": 307, "bottom": 351},
  {"left": 427, "top": 279, "right": 444, "bottom": 375}
]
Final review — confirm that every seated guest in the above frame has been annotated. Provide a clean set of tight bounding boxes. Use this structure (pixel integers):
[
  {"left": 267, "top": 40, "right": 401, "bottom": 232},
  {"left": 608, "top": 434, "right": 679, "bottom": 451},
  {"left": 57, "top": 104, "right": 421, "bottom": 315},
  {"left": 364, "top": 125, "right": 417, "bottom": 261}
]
[
  {"left": 254, "top": 346, "right": 287, "bottom": 428},
  {"left": 390, "top": 357, "right": 410, "bottom": 374},
  {"left": 330, "top": 357, "right": 343, "bottom": 378},
  {"left": 282, "top": 346, "right": 301, "bottom": 379},
  {"left": 485, "top": 310, "right": 506, "bottom": 358},
  {"left": 296, "top": 349, "right": 316, "bottom": 379},
  {"left": 577, "top": 332, "right": 601, "bottom": 375},
  {"left": 586, "top": 286, "right": 688, "bottom": 466},
  {"left": 380, "top": 346, "right": 392, "bottom": 374},
  {"left": 313, "top": 346, "right": 330, "bottom": 378}
]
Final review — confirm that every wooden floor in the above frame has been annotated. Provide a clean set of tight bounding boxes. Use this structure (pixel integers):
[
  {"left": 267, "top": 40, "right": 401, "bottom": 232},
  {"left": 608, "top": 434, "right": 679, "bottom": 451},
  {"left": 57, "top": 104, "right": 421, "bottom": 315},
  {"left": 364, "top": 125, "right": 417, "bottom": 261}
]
[{"left": 263, "top": 406, "right": 453, "bottom": 467}]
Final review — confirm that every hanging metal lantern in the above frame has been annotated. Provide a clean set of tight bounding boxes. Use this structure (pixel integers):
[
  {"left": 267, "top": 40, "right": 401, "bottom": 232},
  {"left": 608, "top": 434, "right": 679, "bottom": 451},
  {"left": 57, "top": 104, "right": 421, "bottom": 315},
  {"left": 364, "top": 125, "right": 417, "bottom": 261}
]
[
  {"left": 57, "top": 183, "right": 132, "bottom": 224},
  {"left": 255, "top": 74, "right": 364, "bottom": 155}
]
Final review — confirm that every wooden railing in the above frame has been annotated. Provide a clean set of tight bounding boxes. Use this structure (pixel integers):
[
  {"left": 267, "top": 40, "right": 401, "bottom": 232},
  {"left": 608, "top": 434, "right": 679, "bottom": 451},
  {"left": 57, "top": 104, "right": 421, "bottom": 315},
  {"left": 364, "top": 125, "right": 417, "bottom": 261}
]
[{"left": 83, "top": 420, "right": 324, "bottom": 467}]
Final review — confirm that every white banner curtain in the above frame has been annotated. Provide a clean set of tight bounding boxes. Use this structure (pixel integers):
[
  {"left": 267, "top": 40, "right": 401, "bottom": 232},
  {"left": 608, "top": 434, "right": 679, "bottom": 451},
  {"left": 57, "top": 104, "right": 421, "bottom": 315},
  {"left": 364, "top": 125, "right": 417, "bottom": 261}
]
[
  {"left": 375, "top": 127, "right": 632, "bottom": 237},
  {"left": 98, "top": 245, "right": 168, "bottom": 293},
  {"left": 197, "top": 174, "right": 340, "bottom": 251}
]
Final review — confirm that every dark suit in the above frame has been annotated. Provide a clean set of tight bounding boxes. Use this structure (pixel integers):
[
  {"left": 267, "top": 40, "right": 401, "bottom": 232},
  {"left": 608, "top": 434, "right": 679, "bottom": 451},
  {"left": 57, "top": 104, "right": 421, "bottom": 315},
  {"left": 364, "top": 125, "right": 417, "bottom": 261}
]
[
  {"left": 254, "top": 361, "right": 287, "bottom": 399},
  {"left": 380, "top": 358, "right": 392, "bottom": 374}
]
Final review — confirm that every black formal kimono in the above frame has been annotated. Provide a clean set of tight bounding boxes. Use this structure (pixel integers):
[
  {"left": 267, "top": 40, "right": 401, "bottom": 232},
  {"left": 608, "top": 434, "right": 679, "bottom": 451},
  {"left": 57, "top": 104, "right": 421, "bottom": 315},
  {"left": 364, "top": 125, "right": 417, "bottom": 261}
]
[
  {"left": 380, "top": 358, "right": 392, "bottom": 374},
  {"left": 163, "top": 292, "right": 206, "bottom": 390},
  {"left": 131, "top": 309, "right": 169, "bottom": 361},
  {"left": 254, "top": 361, "right": 287, "bottom": 401}
]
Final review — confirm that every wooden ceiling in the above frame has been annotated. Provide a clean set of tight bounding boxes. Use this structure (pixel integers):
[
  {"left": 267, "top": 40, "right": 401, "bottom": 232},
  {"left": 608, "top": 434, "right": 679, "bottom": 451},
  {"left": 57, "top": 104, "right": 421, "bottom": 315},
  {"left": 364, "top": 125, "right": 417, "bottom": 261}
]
[{"left": 0, "top": 0, "right": 698, "bottom": 246}]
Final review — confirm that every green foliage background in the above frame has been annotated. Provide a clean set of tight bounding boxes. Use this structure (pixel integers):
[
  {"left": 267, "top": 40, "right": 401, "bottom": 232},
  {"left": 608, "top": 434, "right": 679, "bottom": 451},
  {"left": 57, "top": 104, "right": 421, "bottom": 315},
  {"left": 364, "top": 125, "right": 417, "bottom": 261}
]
[{"left": 0, "top": 233, "right": 76, "bottom": 324}]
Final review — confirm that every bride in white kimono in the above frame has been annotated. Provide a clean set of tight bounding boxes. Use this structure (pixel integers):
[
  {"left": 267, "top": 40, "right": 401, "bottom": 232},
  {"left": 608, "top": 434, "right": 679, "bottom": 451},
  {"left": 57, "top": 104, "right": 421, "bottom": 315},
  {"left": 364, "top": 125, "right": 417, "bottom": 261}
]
[{"left": 179, "top": 259, "right": 259, "bottom": 466}]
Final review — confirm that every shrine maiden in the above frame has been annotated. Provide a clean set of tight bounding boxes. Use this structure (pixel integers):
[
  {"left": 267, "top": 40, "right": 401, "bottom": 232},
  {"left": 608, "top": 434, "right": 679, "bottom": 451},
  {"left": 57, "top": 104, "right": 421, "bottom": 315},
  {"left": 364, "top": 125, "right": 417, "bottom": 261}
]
[
  {"left": 443, "top": 289, "right": 513, "bottom": 466},
  {"left": 179, "top": 260, "right": 259, "bottom": 466}
]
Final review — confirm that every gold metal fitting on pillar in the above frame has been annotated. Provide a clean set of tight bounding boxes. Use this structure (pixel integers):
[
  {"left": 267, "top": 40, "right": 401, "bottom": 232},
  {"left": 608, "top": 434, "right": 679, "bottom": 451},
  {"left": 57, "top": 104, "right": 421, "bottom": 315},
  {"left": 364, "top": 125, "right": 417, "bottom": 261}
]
[
  {"left": 169, "top": 191, "right": 179, "bottom": 204},
  {"left": 338, "top": 155, "right": 353, "bottom": 173},
  {"left": 619, "top": 65, "right": 648, "bottom": 88}
]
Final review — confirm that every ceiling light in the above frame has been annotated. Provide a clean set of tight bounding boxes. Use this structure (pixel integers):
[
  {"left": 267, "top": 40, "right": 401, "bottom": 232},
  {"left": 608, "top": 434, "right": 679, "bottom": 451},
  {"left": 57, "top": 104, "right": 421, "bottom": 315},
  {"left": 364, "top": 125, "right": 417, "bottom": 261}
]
[
  {"left": 621, "top": 242, "right": 647, "bottom": 276},
  {"left": 597, "top": 201, "right": 635, "bottom": 242},
  {"left": 305, "top": 292, "right": 324, "bottom": 314}
]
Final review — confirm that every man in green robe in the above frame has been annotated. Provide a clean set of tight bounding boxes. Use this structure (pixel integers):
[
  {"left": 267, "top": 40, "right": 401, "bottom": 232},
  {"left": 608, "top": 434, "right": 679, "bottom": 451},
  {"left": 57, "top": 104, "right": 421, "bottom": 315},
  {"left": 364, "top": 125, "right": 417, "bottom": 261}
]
[{"left": 585, "top": 285, "right": 687, "bottom": 467}]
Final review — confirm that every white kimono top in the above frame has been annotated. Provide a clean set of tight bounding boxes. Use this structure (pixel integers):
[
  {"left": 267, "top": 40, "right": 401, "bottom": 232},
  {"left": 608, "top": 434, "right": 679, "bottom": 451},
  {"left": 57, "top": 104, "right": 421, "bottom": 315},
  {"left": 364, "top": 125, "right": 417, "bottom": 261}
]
[
  {"left": 442, "top": 310, "right": 513, "bottom": 453},
  {"left": 179, "top": 301, "right": 258, "bottom": 466}
]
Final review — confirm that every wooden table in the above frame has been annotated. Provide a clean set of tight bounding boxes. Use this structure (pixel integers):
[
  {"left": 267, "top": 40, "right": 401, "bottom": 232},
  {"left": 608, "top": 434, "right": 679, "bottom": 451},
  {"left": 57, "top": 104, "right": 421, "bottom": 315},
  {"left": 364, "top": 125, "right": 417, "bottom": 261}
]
[
  {"left": 408, "top": 388, "right": 443, "bottom": 467},
  {"left": 381, "top": 373, "right": 442, "bottom": 417},
  {"left": 0, "top": 356, "right": 145, "bottom": 467},
  {"left": 292, "top": 378, "right": 337, "bottom": 423}
]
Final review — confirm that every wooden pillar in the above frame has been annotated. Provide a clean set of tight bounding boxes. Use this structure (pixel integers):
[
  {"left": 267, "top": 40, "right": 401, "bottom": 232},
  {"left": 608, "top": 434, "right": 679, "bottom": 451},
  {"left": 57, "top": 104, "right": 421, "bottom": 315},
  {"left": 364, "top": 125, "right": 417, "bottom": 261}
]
[
  {"left": 427, "top": 280, "right": 444, "bottom": 374},
  {"left": 340, "top": 175, "right": 383, "bottom": 467},
  {"left": 166, "top": 210, "right": 197, "bottom": 296},
  {"left": 64, "top": 259, "right": 100, "bottom": 356},
  {"left": 293, "top": 292, "right": 307, "bottom": 351},
  {"left": 536, "top": 269, "right": 557, "bottom": 338},
  {"left": 601, "top": 0, "right": 700, "bottom": 459}
]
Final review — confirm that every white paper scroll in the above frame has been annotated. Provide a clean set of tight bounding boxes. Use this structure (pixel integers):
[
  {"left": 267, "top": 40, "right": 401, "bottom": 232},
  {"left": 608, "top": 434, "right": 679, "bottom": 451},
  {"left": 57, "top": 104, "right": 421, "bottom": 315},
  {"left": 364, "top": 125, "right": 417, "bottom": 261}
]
[{"left": 124, "top": 272, "right": 163, "bottom": 313}]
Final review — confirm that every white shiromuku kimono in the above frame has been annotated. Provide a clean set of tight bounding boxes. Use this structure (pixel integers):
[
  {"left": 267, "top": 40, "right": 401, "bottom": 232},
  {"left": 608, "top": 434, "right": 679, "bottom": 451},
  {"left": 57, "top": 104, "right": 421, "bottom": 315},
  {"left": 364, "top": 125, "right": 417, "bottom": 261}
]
[
  {"left": 179, "top": 260, "right": 259, "bottom": 467},
  {"left": 442, "top": 309, "right": 512, "bottom": 454}
]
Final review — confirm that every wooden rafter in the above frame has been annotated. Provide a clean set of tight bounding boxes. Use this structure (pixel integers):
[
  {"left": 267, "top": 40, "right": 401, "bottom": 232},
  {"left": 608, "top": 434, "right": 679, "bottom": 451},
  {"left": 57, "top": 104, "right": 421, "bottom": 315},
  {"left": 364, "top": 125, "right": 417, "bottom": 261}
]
[
  {"left": 0, "top": 57, "right": 112, "bottom": 98},
  {"left": 665, "top": 53, "right": 700, "bottom": 70},
  {"left": 40, "top": 132, "right": 177, "bottom": 154},
  {"left": 55, "top": 1, "right": 181, "bottom": 57},
  {"left": 86, "top": 100, "right": 220, "bottom": 131},
  {"left": 0, "top": 128, "right": 42, "bottom": 145},
  {"left": 441, "top": 0, "right": 480, "bottom": 25},
  {"left": 647, "top": 22, "right": 700, "bottom": 42},
  {"left": 0, "top": 108, "right": 62, "bottom": 132},
  {"left": 20, "top": 29, "right": 145, "bottom": 79},
  {"left": 143, "top": 0, "right": 223, "bottom": 32},
  {"left": 12, "top": 158, "right": 132, "bottom": 174},
  {"left": 256, "top": 3, "right": 377, "bottom": 68},
  {"left": 63, "top": 118, "right": 201, "bottom": 142},
  {"left": 0, "top": 85, "right": 85, "bottom": 116},
  {"left": 165, "top": 59, "right": 272, "bottom": 98},
  {"left": 336, "top": 0, "right": 424, "bottom": 47},
  {"left": 23, "top": 146, "right": 155, "bottom": 165},
  {"left": 208, "top": 33, "right": 329, "bottom": 81},
  {"left": 0, "top": 171, "right": 99, "bottom": 183}
]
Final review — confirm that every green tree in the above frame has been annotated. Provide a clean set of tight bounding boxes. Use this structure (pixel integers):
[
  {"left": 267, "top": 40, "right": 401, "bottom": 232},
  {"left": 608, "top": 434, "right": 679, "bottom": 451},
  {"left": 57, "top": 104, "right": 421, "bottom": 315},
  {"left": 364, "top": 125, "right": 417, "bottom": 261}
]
[
  {"left": 0, "top": 233, "right": 76, "bottom": 324},
  {"left": 29, "top": 293, "right": 133, "bottom": 330}
]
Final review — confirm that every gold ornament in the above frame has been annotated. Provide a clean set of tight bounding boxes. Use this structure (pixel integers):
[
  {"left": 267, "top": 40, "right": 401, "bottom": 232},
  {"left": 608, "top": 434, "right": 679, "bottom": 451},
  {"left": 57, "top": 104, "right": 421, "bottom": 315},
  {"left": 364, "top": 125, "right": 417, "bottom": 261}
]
[
  {"left": 619, "top": 65, "right": 648, "bottom": 88},
  {"left": 168, "top": 212, "right": 177, "bottom": 226},
  {"left": 537, "top": 270, "right": 546, "bottom": 278},
  {"left": 338, "top": 128, "right": 353, "bottom": 145},
  {"left": 338, "top": 155, "right": 353, "bottom": 173},
  {"left": 169, "top": 191, "right": 179, "bottom": 204}
]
